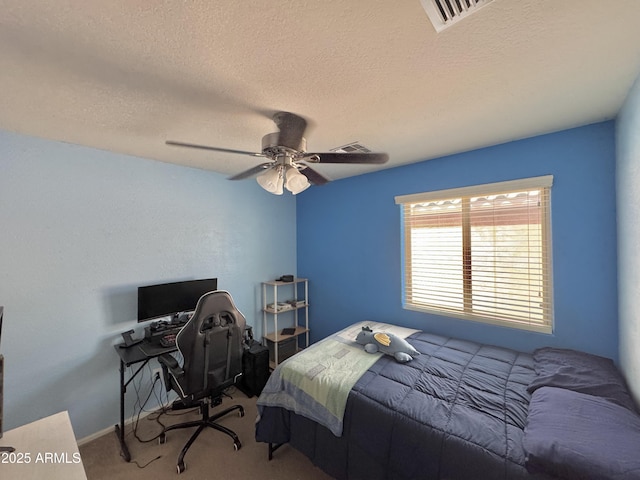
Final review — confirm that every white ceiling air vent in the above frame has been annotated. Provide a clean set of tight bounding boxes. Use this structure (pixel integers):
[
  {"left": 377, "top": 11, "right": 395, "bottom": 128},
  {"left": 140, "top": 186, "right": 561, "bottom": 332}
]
[
  {"left": 330, "top": 142, "right": 372, "bottom": 154},
  {"left": 420, "top": 0, "right": 494, "bottom": 32}
]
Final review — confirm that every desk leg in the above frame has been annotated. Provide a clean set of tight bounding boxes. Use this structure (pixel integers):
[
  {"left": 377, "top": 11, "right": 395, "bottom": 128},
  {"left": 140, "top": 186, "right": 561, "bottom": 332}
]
[{"left": 114, "top": 358, "right": 131, "bottom": 462}]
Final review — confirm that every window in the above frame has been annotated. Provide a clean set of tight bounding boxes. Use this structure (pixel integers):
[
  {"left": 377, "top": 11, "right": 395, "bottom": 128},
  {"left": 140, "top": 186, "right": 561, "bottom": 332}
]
[{"left": 395, "top": 176, "right": 553, "bottom": 333}]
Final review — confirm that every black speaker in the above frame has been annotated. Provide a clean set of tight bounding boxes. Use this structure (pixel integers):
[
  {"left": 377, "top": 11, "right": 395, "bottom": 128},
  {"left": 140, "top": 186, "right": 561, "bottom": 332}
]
[{"left": 239, "top": 342, "right": 269, "bottom": 398}]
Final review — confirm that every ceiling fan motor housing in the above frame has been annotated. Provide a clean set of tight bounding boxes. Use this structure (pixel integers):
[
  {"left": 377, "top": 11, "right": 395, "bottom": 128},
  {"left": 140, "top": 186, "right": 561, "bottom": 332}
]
[{"left": 262, "top": 132, "right": 306, "bottom": 157}]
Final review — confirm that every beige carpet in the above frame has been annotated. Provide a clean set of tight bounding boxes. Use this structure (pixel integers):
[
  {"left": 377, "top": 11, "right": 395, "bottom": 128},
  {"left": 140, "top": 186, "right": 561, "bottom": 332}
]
[{"left": 79, "top": 391, "right": 332, "bottom": 480}]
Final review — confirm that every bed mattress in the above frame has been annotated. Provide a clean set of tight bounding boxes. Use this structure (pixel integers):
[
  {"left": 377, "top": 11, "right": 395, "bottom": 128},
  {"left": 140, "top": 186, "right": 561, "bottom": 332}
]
[{"left": 256, "top": 328, "right": 554, "bottom": 480}]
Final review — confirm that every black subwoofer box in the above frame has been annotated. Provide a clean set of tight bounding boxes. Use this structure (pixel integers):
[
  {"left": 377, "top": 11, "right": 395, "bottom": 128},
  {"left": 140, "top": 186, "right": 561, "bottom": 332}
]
[
  {"left": 267, "top": 336, "right": 297, "bottom": 364},
  {"left": 239, "top": 342, "right": 269, "bottom": 398}
]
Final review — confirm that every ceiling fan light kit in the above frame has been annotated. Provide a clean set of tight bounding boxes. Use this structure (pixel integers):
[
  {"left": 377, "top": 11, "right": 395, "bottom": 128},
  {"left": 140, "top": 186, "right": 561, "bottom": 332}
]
[
  {"left": 284, "top": 166, "right": 311, "bottom": 194},
  {"left": 255, "top": 164, "right": 310, "bottom": 195},
  {"left": 166, "top": 111, "right": 389, "bottom": 195},
  {"left": 256, "top": 165, "right": 284, "bottom": 195}
]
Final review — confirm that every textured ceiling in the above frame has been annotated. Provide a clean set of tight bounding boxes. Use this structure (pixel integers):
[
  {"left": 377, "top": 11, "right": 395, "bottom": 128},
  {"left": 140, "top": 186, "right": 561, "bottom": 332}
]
[{"left": 1, "top": 1, "right": 640, "bottom": 183}]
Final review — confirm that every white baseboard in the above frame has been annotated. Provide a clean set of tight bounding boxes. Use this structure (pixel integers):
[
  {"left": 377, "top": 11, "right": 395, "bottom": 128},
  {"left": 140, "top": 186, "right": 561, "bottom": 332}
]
[
  {"left": 78, "top": 371, "right": 180, "bottom": 447},
  {"left": 78, "top": 388, "right": 179, "bottom": 447},
  {"left": 78, "top": 408, "right": 160, "bottom": 446}
]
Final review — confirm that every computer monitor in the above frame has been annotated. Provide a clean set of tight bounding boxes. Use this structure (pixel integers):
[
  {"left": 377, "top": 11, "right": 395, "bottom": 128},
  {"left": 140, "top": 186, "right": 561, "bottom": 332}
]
[{"left": 137, "top": 278, "right": 218, "bottom": 322}]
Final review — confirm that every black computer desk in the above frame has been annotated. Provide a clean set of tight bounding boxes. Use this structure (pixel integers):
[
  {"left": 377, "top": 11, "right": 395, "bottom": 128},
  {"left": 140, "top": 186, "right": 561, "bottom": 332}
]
[{"left": 113, "top": 339, "right": 178, "bottom": 462}]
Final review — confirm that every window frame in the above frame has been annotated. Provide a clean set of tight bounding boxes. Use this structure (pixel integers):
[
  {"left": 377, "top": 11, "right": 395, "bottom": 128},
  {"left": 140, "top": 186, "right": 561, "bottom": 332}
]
[{"left": 395, "top": 175, "right": 554, "bottom": 334}]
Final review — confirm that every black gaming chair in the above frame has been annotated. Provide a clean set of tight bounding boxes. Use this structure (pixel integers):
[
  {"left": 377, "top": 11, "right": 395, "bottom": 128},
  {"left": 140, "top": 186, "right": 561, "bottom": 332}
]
[{"left": 158, "top": 290, "right": 246, "bottom": 474}]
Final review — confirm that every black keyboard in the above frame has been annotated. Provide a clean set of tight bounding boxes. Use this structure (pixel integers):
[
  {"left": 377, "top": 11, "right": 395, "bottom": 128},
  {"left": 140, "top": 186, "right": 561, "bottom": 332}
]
[{"left": 160, "top": 333, "right": 177, "bottom": 348}]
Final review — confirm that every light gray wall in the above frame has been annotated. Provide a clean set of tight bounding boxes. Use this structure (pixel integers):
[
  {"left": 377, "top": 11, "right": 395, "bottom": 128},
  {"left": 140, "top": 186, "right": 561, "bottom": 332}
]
[
  {"left": 616, "top": 72, "right": 640, "bottom": 404},
  {"left": 0, "top": 130, "right": 296, "bottom": 439}
]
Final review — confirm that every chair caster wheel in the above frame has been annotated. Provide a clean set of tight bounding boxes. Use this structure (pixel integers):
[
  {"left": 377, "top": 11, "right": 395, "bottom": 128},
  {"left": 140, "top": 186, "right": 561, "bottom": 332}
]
[
  {"left": 233, "top": 441, "right": 242, "bottom": 451},
  {"left": 238, "top": 410, "right": 244, "bottom": 418},
  {"left": 177, "top": 462, "right": 186, "bottom": 474},
  {"left": 158, "top": 433, "right": 166, "bottom": 445}
]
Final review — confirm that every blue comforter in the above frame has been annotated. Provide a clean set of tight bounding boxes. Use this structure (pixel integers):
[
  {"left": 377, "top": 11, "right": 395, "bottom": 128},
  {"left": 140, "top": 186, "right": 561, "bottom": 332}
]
[{"left": 256, "top": 330, "right": 554, "bottom": 480}]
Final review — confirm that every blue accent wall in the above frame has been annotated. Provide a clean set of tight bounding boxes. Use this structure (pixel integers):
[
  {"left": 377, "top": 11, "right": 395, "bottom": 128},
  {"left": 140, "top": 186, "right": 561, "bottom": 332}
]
[{"left": 298, "top": 122, "right": 618, "bottom": 360}]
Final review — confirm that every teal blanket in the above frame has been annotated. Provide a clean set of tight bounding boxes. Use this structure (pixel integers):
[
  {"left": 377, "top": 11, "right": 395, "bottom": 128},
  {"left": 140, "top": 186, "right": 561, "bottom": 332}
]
[{"left": 256, "top": 321, "right": 418, "bottom": 437}]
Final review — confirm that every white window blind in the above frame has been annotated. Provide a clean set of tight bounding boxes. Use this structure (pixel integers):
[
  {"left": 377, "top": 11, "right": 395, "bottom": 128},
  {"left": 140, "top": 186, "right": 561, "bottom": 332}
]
[{"left": 395, "top": 176, "right": 553, "bottom": 333}]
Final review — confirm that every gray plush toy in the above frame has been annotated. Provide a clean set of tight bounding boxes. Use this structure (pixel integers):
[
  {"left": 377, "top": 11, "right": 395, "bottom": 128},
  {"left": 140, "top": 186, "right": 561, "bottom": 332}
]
[{"left": 355, "top": 326, "right": 420, "bottom": 363}]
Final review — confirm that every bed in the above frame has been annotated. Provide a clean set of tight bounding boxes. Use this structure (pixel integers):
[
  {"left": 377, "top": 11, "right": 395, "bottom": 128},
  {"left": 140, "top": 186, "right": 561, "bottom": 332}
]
[{"left": 255, "top": 321, "right": 640, "bottom": 480}]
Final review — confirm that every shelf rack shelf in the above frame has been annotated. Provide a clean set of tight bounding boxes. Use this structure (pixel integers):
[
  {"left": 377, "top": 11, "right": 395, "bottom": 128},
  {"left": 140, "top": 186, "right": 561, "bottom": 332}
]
[{"left": 261, "top": 278, "right": 309, "bottom": 369}]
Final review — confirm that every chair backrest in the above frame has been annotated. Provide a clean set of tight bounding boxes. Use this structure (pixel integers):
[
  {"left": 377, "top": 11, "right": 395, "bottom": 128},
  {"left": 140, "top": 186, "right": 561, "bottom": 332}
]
[{"left": 175, "top": 290, "right": 246, "bottom": 399}]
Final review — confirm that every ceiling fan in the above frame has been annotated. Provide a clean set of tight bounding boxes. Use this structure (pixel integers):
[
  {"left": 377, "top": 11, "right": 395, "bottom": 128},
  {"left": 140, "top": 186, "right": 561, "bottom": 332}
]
[{"left": 165, "top": 112, "right": 389, "bottom": 195}]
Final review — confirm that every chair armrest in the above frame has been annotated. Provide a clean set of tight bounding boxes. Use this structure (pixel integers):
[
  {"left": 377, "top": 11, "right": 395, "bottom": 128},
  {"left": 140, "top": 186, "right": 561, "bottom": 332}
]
[
  {"left": 158, "top": 353, "right": 180, "bottom": 371},
  {"left": 158, "top": 353, "right": 184, "bottom": 392}
]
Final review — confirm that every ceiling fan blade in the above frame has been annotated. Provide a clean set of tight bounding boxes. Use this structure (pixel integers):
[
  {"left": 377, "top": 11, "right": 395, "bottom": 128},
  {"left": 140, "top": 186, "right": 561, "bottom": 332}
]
[
  {"left": 166, "top": 140, "right": 264, "bottom": 157},
  {"left": 306, "top": 152, "right": 389, "bottom": 164},
  {"left": 299, "top": 165, "right": 330, "bottom": 185},
  {"left": 273, "top": 112, "right": 308, "bottom": 151},
  {"left": 228, "top": 162, "right": 274, "bottom": 180}
]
